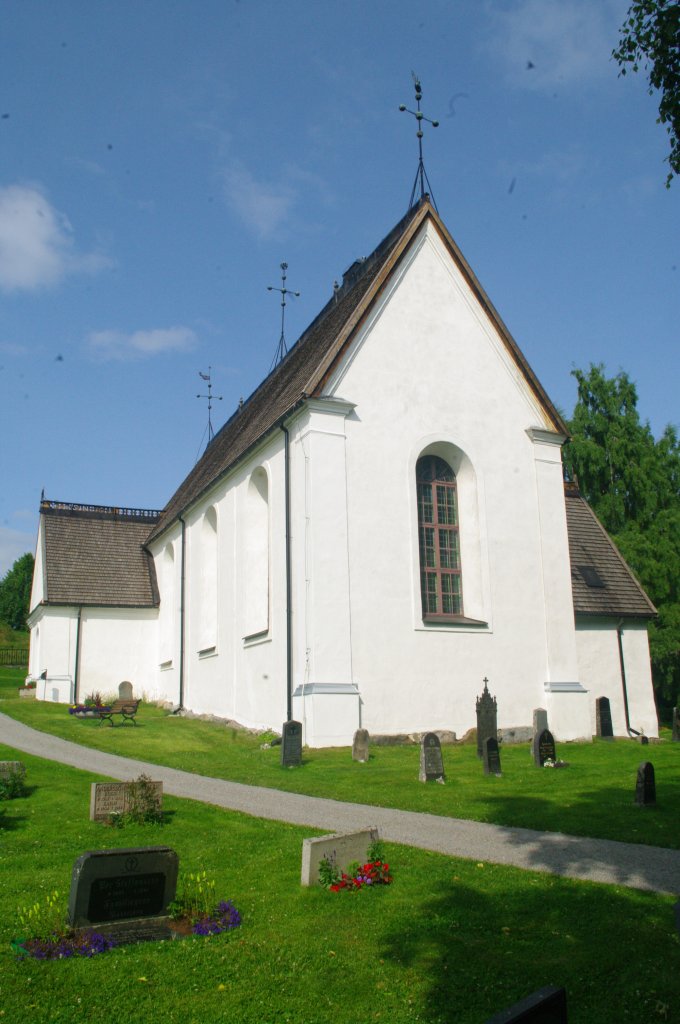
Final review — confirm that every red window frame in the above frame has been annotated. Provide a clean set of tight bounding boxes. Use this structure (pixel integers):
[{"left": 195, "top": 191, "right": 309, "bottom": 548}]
[{"left": 416, "top": 455, "right": 463, "bottom": 620}]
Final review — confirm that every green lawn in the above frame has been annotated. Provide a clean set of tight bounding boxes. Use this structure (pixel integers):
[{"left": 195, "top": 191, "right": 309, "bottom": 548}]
[
  {"left": 1, "top": 743, "right": 678, "bottom": 1024},
  {"left": 2, "top": 668, "right": 678, "bottom": 849}
]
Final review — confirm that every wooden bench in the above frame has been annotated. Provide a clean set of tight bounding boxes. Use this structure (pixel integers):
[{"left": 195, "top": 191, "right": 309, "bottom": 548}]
[{"left": 96, "top": 699, "right": 140, "bottom": 726}]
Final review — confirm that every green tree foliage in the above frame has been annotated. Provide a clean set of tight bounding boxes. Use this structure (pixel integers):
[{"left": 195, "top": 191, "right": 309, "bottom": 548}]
[
  {"left": 0, "top": 552, "right": 35, "bottom": 631},
  {"left": 563, "top": 365, "right": 680, "bottom": 712},
  {"left": 612, "top": 0, "right": 680, "bottom": 187}
]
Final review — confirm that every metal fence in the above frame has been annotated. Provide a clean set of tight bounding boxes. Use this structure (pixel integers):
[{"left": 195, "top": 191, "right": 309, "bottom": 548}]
[{"left": 0, "top": 647, "right": 29, "bottom": 668}]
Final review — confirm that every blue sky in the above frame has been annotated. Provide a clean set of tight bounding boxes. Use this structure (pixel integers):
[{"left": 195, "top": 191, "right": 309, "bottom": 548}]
[{"left": 1, "top": 0, "right": 678, "bottom": 577}]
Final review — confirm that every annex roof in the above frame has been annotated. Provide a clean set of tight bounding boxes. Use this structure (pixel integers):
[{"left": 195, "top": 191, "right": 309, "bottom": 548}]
[
  {"left": 39, "top": 500, "right": 161, "bottom": 608},
  {"left": 147, "top": 197, "right": 567, "bottom": 544},
  {"left": 565, "top": 483, "right": 656, "bottom": 619}
]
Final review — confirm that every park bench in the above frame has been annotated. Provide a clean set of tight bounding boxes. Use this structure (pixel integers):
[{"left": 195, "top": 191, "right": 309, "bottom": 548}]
[{"left": 96, "top": 699, "right": 140, "bottom": 726}]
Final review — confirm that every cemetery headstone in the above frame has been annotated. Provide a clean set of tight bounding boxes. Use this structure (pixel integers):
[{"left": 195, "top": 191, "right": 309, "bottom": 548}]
[
  {"left": 281, "top": 719, "right": 302, "bottom": 767},
  {"left": 301, "top": 827, "right": 379, "bottom": 886},
  {"left": 532, "top": 728, "right": 556, "bottom": 767},
  {"left": 672, "top": 707, "right": 680, "bottom": 742},
  {"left": 635, "top": 761, "right": 656, "bottom": 806},
  {"left": 532, "top": 708, "right": 548, "bottom": 735},
  {"left": 119, "top": 680, "right": 134, "bottom": 700},
  {"left": 639, "top": 735, "right": 649, "bottom": 746},
  {"left": 68, "top": 846, "right": 179, "bottom": 936},
  {"left": 595, "top": 696, "right": 614, "bottom": 739},
  {"left": 419, "top": 732, "right": 445, "bottom": 782},
  {"left": 476, "top": 677, "right": 498, "bottom": 759},
  {"left": 0, "top": 760, "right": 25, "bottom": 781},
  {"left": 485, "top": 985, "right": 568, "bottom": 1024},
  {"left": 674, "top": 901, "right": 680, "bottom": 937},
  {"left": 90, "top": 780, "right": 163, "bottom": 823},
  {"left": 483, "top": 736, "right": 502, "bottom": 776},
  {"left": 352, "top": 728, "right": 370, "bottom": 763}
]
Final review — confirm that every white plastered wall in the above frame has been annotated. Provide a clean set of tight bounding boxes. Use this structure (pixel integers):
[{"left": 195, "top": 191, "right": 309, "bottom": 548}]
[{"left": 576, "top": 618, "right": 658, "bottom": 738}]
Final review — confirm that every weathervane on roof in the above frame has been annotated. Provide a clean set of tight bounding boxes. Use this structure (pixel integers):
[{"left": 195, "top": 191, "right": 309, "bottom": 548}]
[
  {"left": 196, "top": 366, "right": 223, "bottom": 445},
  {"left": 400, "top": 72, "right": 439, "bottom": 211},
  {"left": 267, "top": 262, "right": 300, "bottom": 369}
]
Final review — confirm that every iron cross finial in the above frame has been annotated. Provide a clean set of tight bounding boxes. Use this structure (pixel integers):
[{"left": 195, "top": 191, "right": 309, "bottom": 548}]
[
  {"left": 399, "top": 73, "right": 439, "bottom": 211},
  {"left": 267, "top": 261, "right": 300, "bottom": 369}
]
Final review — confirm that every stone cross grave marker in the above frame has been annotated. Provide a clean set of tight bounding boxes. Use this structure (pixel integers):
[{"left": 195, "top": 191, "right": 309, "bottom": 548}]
[
  {"left": 483, "top": 736, "right": 502, "bottom": 776},
  {"left": 532, "top": 728, "right": 556, "bottom": 767},
  {"left": 0, "top": 761, "right": 25, "bottom": 781},
  {"left": 90, "top": 780, "right": 163, "bottom": 823},
  {"left": 281, "top": 719, "right": 302, "bottom": 767},
  {"left": 484, "top": 985, "right": 568, "bottom": 1024},
  {"left": 419, "top": 732, "right": 445, "bottom": 782},
  {"left": 352, "top": 728, "right": 370, "bottom": 763},
  {"left": 595, "top": 696, "right": 614, "bottom": 739},
  {"left": 68, "top": 846, "right": 179, "bottom": 939},
  {"left": 476, "top": 678, "right": 497, "bottom": 760},
  {"left": 672, "top": 707, "right": 680, "bottom": 742},
  {"left": 119, "top": 680, "right": 134, "bottom": 700},
  {"left": 635, "top": 761, "right": 656, "bottom": 807}
]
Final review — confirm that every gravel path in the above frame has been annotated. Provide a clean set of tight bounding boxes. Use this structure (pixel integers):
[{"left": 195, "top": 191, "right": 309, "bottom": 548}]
[{"left": 2, "top": 712, "right": 679, "bottom": 895}]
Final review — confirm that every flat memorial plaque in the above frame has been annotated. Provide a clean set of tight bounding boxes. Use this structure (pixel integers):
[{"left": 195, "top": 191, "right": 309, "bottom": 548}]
[
  {"left": 281, "top": 720, "right": 302, "bottom": 767},
  {"left": 90, "top": 780, "right": 163, "bottom": 822},
  {"left": 485, "top": 985, "right": 568, "bottom": 1024},
  {"left": 0, "top": 761, "right": 25, "bottom": 780},
  {"left": 419, "top": 732, "right": 445, "bottom": 782},
  {"left": 68, "top": 846, "right": 179, "bottom": 928}
]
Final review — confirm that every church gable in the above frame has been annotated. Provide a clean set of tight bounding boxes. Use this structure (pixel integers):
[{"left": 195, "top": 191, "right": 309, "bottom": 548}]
[{"left": 37, "top": 500, "right": 160, "bottom": 608}]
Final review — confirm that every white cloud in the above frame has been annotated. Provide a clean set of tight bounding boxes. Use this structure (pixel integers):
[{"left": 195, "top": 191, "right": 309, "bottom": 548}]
[
  {"left": 87, "top": 326, "right": 198, "bottom": 361},
  {"left": 0, "top": 183, "right": 111, "bottom": 293},
  {"left": 0, "top": 526, "right": 35, "bottom": 580},
  {"left": 223, "top": 163, "right": 296, "bottom": 238},
  {"left": 483, "top": 0, "right": 623, "bottom": 90}
]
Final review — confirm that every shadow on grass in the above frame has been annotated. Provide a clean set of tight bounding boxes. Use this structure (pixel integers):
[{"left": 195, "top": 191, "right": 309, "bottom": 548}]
[{"left": 380, "top": 874, "right": 677, "bottom": 1024}]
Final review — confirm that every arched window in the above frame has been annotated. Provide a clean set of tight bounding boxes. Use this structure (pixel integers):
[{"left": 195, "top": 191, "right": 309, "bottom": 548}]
[
  {"left": 244, "top": 467, "right": 269, "bottom": 636},
  {"left": 416, "top": 454, "right": 463, "bottom": 619},
  {"left": 198, "top": 506, "right": 218, "bottom": 650}
]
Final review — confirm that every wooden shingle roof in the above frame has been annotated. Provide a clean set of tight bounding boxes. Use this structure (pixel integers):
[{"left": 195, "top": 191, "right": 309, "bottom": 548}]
[
  {"left": 40, "top": 502, "right": 160, "bottom": 607},
  {"left": 565, "top": 483, "right": 656, "bottom": 619},
  {"left": 147, "top": 197, "right": 568, "bottom": 544}
]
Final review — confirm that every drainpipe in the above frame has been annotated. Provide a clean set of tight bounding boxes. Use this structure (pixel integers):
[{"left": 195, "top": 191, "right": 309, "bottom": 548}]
[
  {"left": 177, "top": 515, "right": 186, "bottom": 712},
  {"left": 281, "top": 423, "right": 293, "bottom": 721},
  {"left": 617, "top": 619, "right": 639, "bottom": 737},
  {"left": 73, "top": 607, "right": 82, "bottom": 705}
]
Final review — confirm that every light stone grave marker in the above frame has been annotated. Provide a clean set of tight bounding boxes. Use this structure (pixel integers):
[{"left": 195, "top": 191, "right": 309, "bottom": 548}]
[
  {"left": 0, "top": 761, "right": 25, "bottom": 781},
  {"left": 301, "top": 827, "right": 379, "bottom": 886},
  {"left": 90, "top": 780, "right": 163, "bottom": 822},
  {"left": 419, "top": 732, "right": 445, "bottom": 782},
  {"left": 119, "top": 680, "right": 134, "bottom": 700},
  {"left": 352, "top": 728, "right": 370, "bottom": 762},
  {"left": 532, "top": 708, "right": 548, "bottom": 735}
]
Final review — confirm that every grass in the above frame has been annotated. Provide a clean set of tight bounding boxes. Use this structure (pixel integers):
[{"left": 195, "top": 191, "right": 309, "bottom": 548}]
[
  {"left": 1, "top": 743, "right": 679, "bottom": 1024},
  {"left": 2, "top": 668, "right": 679, "bottom": 850},
  {"left": 0, "top": 623, "right": 29, "bottom": 647}
]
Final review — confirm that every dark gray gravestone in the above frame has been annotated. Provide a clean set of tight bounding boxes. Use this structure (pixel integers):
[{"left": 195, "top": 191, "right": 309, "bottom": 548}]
[
  {"left": 532, "top": 708, "right": 548, "bottom": 735},
  {"left": 476, "top": 678, "right": 498, "bottom": 759},
  {"left": 119, "top": 680, "right": 134, "bottom": 700},
  {"left": 672, "top": 707, "right": 680, "bottom": 742},
  {"left": 352, "top": 728, "right": 370, "bottom": 763},
  {"left": 639, "top": 735, "right": 649, "bottom": 746},
  {"left": 532, "top": 729, "right": 556, "bottom": 767},
  {"left": 281, "top": 719, "right": 302, "bottom": 767},
  {"left": 674, "top": 901, "right": 680, "bottom": 937},
  {"left": 485, "top": 985, "right": 568, "bottom": 1024},
  {"left": 68, "top": 846, "right": 179, "bottom": 929},
  {"left": 483, "top": 736, "right": 502, "bottom": 776},
  {"left": 635, "top": 761, "right": 656, "bottom": 806},
  {"left": 595, "top": 697, "right": 614, "bottom": 739},
  {"left": 419, "top": 732, "right": 445, "bottom": 782}
]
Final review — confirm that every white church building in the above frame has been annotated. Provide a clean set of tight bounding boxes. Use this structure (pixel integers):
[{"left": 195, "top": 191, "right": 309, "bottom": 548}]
[{"left": 27, "top": 198, "right": 658, "bottom": 745}]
